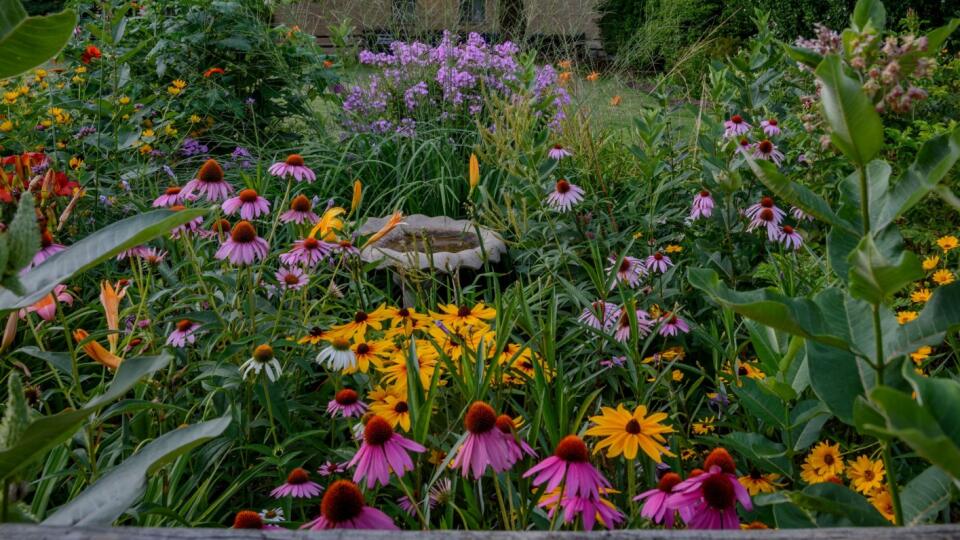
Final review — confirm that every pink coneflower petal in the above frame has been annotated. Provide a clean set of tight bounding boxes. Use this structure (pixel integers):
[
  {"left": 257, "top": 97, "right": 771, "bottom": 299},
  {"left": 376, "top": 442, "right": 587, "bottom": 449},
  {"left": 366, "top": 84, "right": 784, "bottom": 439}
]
[
  {"left": 690, "top": 190, "right": 714, "bottom": 220},
  {"left": 545, "top": 179, "right": 584, "bottom": 212},
  {"left": 723, "top": 114, "right": 750, "bottom": 138},
  {"left": 269, "top": 154, "right": 316, "bottom": 183}
]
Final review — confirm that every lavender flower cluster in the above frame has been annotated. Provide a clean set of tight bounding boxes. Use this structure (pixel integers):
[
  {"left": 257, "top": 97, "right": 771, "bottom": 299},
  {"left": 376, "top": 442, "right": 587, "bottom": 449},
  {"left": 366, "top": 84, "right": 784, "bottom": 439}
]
[{"left": 340, "top": 32, "right": 570, "bottom": 136}]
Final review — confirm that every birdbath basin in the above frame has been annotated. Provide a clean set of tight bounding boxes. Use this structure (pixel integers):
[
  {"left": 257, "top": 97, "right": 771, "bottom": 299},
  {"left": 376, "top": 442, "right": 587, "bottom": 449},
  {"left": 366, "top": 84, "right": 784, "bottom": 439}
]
[{"left": 358, "top": 214, "right": 506, "bottom": 272}]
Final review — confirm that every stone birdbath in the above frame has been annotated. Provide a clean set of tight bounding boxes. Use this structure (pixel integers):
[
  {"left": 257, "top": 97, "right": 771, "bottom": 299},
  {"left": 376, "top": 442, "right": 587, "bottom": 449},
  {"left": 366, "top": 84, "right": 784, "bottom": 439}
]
[{"left": 358, "top": 214, "right": 507, "bottom": 305}]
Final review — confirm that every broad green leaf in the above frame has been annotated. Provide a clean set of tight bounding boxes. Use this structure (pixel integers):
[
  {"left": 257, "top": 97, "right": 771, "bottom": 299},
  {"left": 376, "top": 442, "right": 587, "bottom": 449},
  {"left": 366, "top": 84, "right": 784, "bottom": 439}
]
[
  {"left": 14, "top": 347, "right": 73, "bottom": 383},
  {"left": 903, "top": 363, "right": 960, "bottom": 447},
  {"left": 744, "top": 157, "right": 856, "bottom": 235},
  {"left": 722, "top": 431, "right": 791, "bottom": 477},
  {"left": 788, "top": 483, "right": 890, "bottom": 527},
  {"left": 0, "top": 372, "right": 28, "bottom": 450},
  {"left": 0, "top": 0, "right": 77, "bottom": 78},
  {"left": 874, "top": 126, "right": 960, "bottom": 231},
  {"left": 43, "top": 416, "right": 230, "bottom": 525},
  {"left": 688, "top": 268, "right": 849, "bottom": 350},
  {"left": 866, "top": 386, "right": 960, "bottom": 482},
  {"left": 806, "top": 341, "right": 863, "bottom": 425},
  {"left": 0, "top": 353, "right": 171, "bottom": 481},
  {"left": 0, "top": 208, "right": 206, "bottom": 311},
  {"left": 815, "top": 55, "right": 883, "bottom": 167},
  {"left": 733, "top": 378, "right": 786, "bottom": 428},
  {"left": 782, "top": 44, "right": 823, "bottom": 70},
  {"left": 852, "top": 396, "right": 891, "bottom": 440},
  {"left": 885, "top": 282, "right": 960, "bottom": 362},
  {"left": 901, "top": 466, "right": 952, "bottom": 525},
  {"left": 851, "top": 0, "right": 885, "bottom": 31},
  {"left": 847, "top": 233, "right": 922, "bottom": 305}
]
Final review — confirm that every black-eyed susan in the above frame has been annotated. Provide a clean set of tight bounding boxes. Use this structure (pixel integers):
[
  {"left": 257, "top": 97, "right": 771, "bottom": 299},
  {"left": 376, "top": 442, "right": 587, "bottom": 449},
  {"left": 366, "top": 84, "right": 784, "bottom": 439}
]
[
  {"left": 584, "top": 404, "right": 675, "bottom": 462},
  {"left": 933, "top": 269, "right": 954, "bottom": 285},
  {"left": 737, "top": 470, "right": 782, "bottom": 495},
  {"left": 430, "top": 303, "right": 496, "bottom": 330},
  {"left": 847, "top": 455, "right": 885, "bottom": 494},
  {"left": 347, "top": 340, "right": 389, "bottom": 374},
  {"left": 375, "top": 350, "right": 440, "bottom": 393},
  {"left": 384, "top": 306, "right": 428, "bottom": 336},
  {"left": 298, "top": 326, "right": 329, "bottom": 345},
  {"left": 499, "top": 343, "right": 553, "bottom": 384},
  {"left": 329, "top": 305, "right": 389, "bottom": 340},
  {"left": 692, "top": 416, "right": 716, "bottom": 435},
  {"left": 806, "top": 441, "right": 845, "bottom": 478},
  {"left": 869, "top": 488, "right": 896, "bottom": 523},
  {"left": 922, "top": 255, "right": 940, "bottom": 270},
  {"left": 369, "top": 386, "right": 412, "bottom": 431}
]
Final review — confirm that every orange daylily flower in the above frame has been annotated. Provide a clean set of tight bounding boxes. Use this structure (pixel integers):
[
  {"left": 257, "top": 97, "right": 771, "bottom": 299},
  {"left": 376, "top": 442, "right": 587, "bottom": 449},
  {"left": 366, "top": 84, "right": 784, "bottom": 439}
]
[
  {"left": 351, "top": 180, "right": 362, "bottom": 213},
  {"left": 363, "top": 211, "right": 404, "bottom": 247},
  {"left": 73, "top": 329, "right": 122, "bottom": 370},
  {"left": 100, "top": 280, "right": 128, "bottom": 352}
]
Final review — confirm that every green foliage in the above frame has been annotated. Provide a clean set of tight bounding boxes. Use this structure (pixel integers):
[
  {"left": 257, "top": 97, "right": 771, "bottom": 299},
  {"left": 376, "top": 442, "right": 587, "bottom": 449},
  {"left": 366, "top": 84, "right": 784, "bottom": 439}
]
[
  {"left": 0, "top": 193, "right": 39, "bottom": 296},
  {"left": 0, "top": 373, "right": 29, "bottom": 451},
  {"left": 0, "top": 0, "right": 76, "bottom": 79}
]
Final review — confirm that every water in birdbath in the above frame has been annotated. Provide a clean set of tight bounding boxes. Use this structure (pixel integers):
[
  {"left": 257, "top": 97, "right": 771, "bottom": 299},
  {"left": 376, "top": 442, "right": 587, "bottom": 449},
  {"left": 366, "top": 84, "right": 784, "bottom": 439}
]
[{"left": 379, "top": 230, "right": 480, "bottom": 253}]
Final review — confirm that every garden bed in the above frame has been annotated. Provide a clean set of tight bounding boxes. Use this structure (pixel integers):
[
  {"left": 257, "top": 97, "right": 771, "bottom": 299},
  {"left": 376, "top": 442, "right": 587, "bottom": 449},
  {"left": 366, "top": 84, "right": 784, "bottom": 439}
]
[{"left": 1, "top": 525, "right": 958, "bottom": 539}]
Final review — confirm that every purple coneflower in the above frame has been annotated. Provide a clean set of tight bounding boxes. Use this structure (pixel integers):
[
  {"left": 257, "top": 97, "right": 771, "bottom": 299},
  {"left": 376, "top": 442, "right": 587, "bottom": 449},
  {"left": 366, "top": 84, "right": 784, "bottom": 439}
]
[
  {"left": 760, "top": 118, "right": 781, "bottom": 137},
  {"left": 539, "top": 488, "right": 625, "bottom": 531},
  {"left": 657, "top": 312, "right": 690, "bottom": 337},
  {"left": 496, "top": 414, "right": 537, "bottom": 464},
  {"left": 791, "top": 206, "right": 814, "bottom": 222},
  {"left": 232, "top": 510, "right": 283, "bottom": 530},
  {"left": 753, "top": 140, "right": 785, "bottom": 165},
  {"left": 184, "top": 159, "right": 233, "bottom": 201},
  {"left": 280, "top": 237, "right": 332, "bottom": 267},
  {"left": 635, "top": 472, "right": 682, "bottom": 528},
  {"left": 524, "top": 435, "right": 611, "bottom": 500},
  {"left": 139, "top": 247, "right": 168, "bottom": 265},
  {"left": 215, "top": 221, "right": 269, "bottom": 265},
  {"left": 778, "top": 225, "right": 803, "bottom": 250},
  {"left": 548, "top": 144, "right": 572, "bottom": 160},
  {"left": 116, "top": 245, "right": 150, "bottom": 261},
  {"left": 271, "top": 467, "right": 323, "bottom": 498},
  {"left": 735, "top": 138, "right": 752, "bottom": 155},
  {"left": 690, "top": 190, "right": 714, "bottom": 220},
  {"left": 301, "top": 480, "right": 398, "bottom": 530},
  {"left": 331, "top": 240, "right": 360, "bottom": 260},
  {"left": 152, "top": 186, "right": 189, "bottom": 207},
  {"left": 607, "top": 255, "right": 645, "bottom": 288},
  {"left": 269, "top": 154, "right": 316, "bottom": 183},
  {"left": 348, "top": 415, "right": 425, "bottom": 488},
  {"left": 169, "top": 205, "right": 205, "bottom": 239},
  {"left": 667, "top": 448, "right": 752, "bottom": 530},
  {"left": 723, "top": 114, "right": 750, "bottom": 138},
  {"left": 280, "top": 194, "right": 320, "bottom": 224},
  {"left": 578, "top": 301, "right": 619, "bottom": 330},
  {"left": 613, "top": 307, "right": 653, "bottom": 342},
  {"left": 31, "top": 231, "right": 65, "bottom": 267},
  {"left": 545, "top": 179, "right": 584, "bottom": 212},
  {"left": 276, "top": 266, "right": 309, "bottom": 290},
  {"left": 222, "top": 188, "right": 271, "bottom": 220},
  {"left": 451, "top": 402, "right": 515, "bottom": 478},
  {"left": 166, "top": 319, "right": 200, "bottom": 347},
  {"left": 317, "top": 461, "right": 348, "bottom": 477},
  {"left": 645, "top": 252, "right": 673, "bottom": 274},
  {"left": 745, "top": 197, "right": 785, "bottom": 238},
  {"left": 327, "top": 389, "right": 367, "bottom": 418}
]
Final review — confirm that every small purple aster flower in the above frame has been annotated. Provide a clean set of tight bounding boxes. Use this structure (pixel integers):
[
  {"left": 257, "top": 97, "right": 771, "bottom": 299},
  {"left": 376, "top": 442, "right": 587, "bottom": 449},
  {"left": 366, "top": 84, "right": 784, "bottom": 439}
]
[
  {"left": 222, "top": 188, "right": 271, "bottom": 220},
  {"left": 268, "top": 154, "right": 315, "bottom": 183},
  {"left": 545, "top": 179, "right": 584, "bottom": 212},
  {"left": 215, "top": 221, "right": 269, "bottom": 265}
]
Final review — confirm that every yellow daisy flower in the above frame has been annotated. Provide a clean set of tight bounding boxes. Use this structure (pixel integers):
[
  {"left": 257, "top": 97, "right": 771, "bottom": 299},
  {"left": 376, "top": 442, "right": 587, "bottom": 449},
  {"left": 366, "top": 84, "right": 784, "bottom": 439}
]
[
  {"left": 738, "top": 471, "right": 783, "bottom": 495},
  {"left": 910, "top": 346, "right": 932, "bottom": 365},
  {"left": 368, "top": 386, "right": 411, "bottom": 431},
  {"left": 346, "top": 339, "right": 390, "bottom": 374},
  {"left": 430, "top": 302, "right": 496, "bottom": 330},
  {"left": 692, "top": 416, "right": 716, "bottom": 435},
  {"left": 847, "top": 455, "right": 885, "bottom": 495},
  {"left": 922, "top": 256, "right": 940, "bottom": 270},
  {"left": 806, "top": 441, "right": 845, "bottom": 477},
  {"left": 869, "top": 489, "right": 896, "bottom": 523},
  {"left": 910, "top": 288, "right": 932, "bottom": 303},
  {"left": 933, "top": 269, "right": 954, "bottom": 285},
  {"left": 896, "top": 311, "right": 918, "bottom": 325},
  {"left": 937, "top": 235, "right": 958, "bottom": 252},
  {"left": 665, "top": 244, "right": 683, "bottom": 254},
  {"left": 584, "top": 404, "right": 675, "bottom": 462},
  {"left": 328, "top": 304, "right": 390, "bottom": 341},
  {"left": 671, "top": 369, "right": 684, "bottom": 382}
]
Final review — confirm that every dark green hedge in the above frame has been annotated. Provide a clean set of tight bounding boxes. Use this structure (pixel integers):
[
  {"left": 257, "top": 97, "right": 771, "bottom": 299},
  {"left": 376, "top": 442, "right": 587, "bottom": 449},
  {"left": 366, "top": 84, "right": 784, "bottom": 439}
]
[
  {"left": 598, "top": 0, "right": 960, "bottom": 72},
  {"left": 25, "top": 0, "right": 68, "bottom": 16}
]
